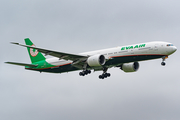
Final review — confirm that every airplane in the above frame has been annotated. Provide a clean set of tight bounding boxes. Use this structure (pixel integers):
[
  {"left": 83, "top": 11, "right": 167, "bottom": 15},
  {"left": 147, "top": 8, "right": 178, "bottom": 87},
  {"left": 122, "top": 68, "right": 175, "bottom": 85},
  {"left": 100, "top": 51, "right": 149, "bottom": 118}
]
[{"left": 5, "top": 38, "right": 177, "bottom": 79}]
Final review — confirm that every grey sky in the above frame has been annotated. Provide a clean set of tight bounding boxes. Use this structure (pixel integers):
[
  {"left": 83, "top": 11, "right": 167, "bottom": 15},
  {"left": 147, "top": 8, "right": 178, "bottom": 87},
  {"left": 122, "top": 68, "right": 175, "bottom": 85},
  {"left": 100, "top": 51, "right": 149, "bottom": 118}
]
[{"left": 1, "top": 0, "right": 180, "bottom": 120}]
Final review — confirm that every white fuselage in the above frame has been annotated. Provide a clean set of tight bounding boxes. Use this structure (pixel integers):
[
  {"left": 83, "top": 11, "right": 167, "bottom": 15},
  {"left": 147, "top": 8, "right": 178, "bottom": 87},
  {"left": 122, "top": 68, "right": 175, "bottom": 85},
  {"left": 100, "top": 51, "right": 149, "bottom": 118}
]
[{"left": 46, "top": 41, "right": 177, "bottom": 68}]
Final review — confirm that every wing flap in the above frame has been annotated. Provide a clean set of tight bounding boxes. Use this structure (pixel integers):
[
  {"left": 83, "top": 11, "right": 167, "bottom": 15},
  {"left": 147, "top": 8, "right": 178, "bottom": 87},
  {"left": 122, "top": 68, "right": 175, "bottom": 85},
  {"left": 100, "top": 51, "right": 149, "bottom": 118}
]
[{"left": 5, "top": 62, "right": 38, "bottom": 67}]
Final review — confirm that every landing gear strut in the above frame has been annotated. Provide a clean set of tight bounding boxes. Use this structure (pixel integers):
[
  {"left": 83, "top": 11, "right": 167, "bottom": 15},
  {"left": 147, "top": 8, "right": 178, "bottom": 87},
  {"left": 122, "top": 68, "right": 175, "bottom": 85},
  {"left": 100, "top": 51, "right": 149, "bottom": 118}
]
[
  {"left": 161, "top": 56, "right": 168, "bottom": 66},
  {"left": 79, "top": 64, "right": 91, "bottom": 76},
  {"left": 99, "top": 67, "right": 111, "bottom": 79}
]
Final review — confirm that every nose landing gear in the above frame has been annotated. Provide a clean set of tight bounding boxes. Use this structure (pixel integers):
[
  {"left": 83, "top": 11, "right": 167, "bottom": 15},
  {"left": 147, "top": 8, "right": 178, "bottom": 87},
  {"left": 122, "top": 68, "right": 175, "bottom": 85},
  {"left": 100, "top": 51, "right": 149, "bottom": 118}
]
[
  {"left": 161, "top": 56, "right": 168, "bottom": 66},
  {"left": 161, "top": 62, "right": 166, "bottom": 66}
]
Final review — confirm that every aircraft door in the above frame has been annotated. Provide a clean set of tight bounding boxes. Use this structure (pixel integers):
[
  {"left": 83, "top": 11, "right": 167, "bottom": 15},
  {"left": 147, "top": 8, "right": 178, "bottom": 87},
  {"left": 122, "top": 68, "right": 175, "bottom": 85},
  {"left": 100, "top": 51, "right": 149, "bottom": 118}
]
[{"left": 154, "top": 44, "right": 159, "bottom": 51}]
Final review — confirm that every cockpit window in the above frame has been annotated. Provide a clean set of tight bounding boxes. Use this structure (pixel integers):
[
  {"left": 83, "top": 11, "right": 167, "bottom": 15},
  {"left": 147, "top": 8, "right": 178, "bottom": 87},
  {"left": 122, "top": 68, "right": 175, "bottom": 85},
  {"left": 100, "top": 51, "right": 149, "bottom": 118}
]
[{"left": 167, "top": 44, "right": 173, "bottom": 46}]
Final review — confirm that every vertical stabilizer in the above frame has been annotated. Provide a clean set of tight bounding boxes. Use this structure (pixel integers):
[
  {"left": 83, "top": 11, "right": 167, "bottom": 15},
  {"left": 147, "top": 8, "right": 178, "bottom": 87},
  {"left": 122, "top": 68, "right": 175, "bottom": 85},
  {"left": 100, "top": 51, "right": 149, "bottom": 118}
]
[{"left": 24, "top": 38, "right": 46, "bottom": 63}]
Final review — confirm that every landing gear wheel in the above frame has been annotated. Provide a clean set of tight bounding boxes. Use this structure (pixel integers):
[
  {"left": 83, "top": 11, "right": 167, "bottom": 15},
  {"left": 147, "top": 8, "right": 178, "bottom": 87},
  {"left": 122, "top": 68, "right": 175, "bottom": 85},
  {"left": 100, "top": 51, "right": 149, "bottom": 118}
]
[
  {"left": 99, "top": 75, "right": 104, "bottom": 79},
  {"left": 99, "top": 73, "right": 111, "bottom": 79},
  {"left": 88, "top": 70, "right": 91, "bottom": 74},
  {"left": 99, "top": 75, "right": 102, "bottom": 79},
  {"left": 79, "top": 70, "right": 91, "bottom": 76},
  {"left": 104, "top": 73, "right": 107, "bottom": 78},
  {"left": 79, "top": 72, "right": 85, "bottom": 76},
  {"left": 107, "top": 73, "right": 110, "bottom": 77},
  {"left": 101, "top": 74, "right": 105, "bottom": 79},
  {"left": 84, "top": 71, "right": 88, "bottom": 75},
  {"left": 161, "top": 62, "right": 166, "bottom": 66}
]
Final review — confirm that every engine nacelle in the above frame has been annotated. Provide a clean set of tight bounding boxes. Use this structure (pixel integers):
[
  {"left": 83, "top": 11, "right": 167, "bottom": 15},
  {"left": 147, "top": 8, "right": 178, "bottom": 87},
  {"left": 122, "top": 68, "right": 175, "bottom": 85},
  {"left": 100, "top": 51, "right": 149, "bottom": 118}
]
[
  {"left": 121, "top": 62, "right": 139, "bottom": 72},
  {"left": 87, "top": 54, "right": 106, "bottom": 67}
]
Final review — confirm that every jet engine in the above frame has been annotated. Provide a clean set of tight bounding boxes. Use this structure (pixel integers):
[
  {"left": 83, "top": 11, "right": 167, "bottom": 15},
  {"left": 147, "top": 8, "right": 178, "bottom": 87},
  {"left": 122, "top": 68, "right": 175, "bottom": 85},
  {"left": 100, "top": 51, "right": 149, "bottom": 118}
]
[
  {"left": 87, "top": 54, "right": 106, "bottom": 67},
  {"left": 121, "top": 62, "right": 139, "bottom": 72}
]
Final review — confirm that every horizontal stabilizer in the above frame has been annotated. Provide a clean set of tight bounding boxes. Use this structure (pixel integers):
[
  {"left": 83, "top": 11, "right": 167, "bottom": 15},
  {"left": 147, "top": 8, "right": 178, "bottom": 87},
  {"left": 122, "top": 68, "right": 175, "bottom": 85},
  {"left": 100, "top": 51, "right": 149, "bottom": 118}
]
[{"left": 5, "top": 62, "right": 38, "bottom": 67}]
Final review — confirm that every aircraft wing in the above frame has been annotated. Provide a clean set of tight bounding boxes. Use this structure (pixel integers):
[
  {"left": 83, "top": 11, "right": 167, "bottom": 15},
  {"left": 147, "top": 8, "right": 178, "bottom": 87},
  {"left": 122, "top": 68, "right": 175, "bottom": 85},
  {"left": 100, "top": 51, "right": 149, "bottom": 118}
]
[
  {"left": 5, "top": 62, "right": 38, "bottom": 67},
  {"left": 11, "top": 42, "right": 88, "bottom": 61}
]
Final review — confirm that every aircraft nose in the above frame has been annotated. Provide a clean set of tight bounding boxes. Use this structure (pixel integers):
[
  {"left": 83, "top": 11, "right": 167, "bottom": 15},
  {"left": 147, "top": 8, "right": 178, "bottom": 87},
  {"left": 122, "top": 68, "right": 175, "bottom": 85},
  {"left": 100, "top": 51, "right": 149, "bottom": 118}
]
[
  {"left": 171, "top": 46, "right": 177, "bottom": 54},
  {"left": 173, "top": 46, "right": 177, "bottom": 52}
]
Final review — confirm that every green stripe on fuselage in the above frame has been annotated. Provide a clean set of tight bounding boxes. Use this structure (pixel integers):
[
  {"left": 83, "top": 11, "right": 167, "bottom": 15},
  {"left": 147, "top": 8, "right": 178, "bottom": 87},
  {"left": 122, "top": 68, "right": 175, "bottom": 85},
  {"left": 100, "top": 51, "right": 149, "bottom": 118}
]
[
  {"left": 25, "top": 54, "right": 164, "bottom": 73},
  {"left": 25, "top": 60, "right": 55, "bottom": 69},
  {"left": 25, "top": 60, "right": 79, "bottom": 73}
]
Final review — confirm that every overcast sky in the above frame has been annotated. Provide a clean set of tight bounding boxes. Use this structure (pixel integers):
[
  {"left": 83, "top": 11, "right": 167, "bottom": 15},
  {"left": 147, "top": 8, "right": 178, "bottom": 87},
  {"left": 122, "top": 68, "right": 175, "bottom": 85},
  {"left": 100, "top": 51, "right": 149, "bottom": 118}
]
[{"left": 1, "top": 0, "right": 180, "bottom": 120}]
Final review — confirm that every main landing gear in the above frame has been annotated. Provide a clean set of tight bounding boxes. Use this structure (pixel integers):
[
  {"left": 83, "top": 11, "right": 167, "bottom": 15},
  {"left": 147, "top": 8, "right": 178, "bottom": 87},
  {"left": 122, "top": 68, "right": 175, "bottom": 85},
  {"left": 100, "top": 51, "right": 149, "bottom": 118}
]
[
  {"left": 99, "top": 73, "right": 111, "bottom": 79},
  {"left": 79, "top": 65, "right": 111, "bottom": 79},
  {"left": 79, "top": 70, "right": 91, "bottom": 76},
  {"left": 79, "top": 64, "right": 91, "bottom": 76},
  {"left": 99, "top": 67, "right": 111, "bottom": 79},
  {"left": 161, "top": 56, "right": 168, "bottom": 66}
]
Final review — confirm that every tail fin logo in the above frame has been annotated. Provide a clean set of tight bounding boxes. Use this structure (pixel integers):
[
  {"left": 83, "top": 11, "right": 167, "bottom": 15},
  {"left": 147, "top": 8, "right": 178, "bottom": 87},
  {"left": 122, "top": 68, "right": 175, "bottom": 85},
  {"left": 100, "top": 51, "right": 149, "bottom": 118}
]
[{"left": 30, "top": 44, "right": 39, "bottom": 57}]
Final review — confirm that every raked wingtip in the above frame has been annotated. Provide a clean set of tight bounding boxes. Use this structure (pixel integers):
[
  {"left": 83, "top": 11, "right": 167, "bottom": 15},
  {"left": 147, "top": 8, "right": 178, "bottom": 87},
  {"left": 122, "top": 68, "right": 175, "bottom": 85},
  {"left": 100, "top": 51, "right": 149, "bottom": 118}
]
[{"left": 10, "top": 42, "right": 19, "bottom": 45}]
